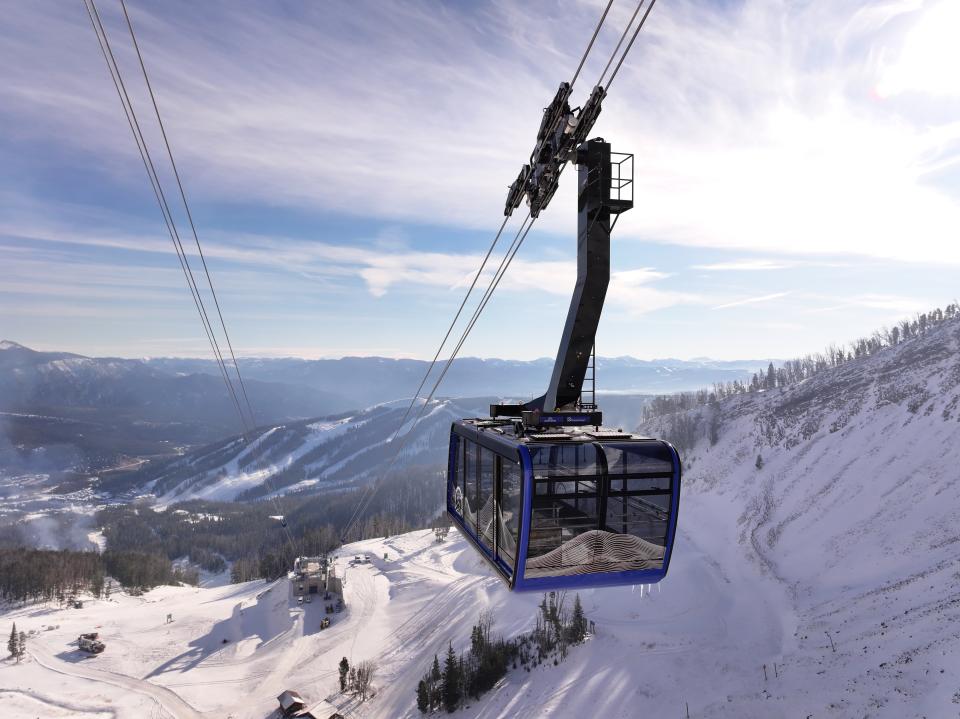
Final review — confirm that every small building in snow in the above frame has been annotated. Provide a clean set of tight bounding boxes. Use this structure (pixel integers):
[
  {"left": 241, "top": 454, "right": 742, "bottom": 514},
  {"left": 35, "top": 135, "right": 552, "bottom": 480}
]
[
  {"left": 277, "top": 689, "right": 306, "bottom": 716},
  {"left": 297, "top": 700, "right": 344, "bottom": 719},
  {"left": 293, "top": 556, "right": 327, "bottom": 595}
]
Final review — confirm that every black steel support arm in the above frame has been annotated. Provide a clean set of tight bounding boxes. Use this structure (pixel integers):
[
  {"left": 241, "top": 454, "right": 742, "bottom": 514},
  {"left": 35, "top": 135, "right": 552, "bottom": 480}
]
[{"left": 544, "top": 138, "right": 612, "bottom": 410}]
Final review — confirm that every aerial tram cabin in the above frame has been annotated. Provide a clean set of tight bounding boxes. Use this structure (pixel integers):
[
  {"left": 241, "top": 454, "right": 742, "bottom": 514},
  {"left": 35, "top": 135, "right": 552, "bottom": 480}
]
[
  {"left": 448, "top": 419, "right": 680, "bottom": 591},
  {"left": 446, "top": 101, "right": 683, "bottom": 590}
]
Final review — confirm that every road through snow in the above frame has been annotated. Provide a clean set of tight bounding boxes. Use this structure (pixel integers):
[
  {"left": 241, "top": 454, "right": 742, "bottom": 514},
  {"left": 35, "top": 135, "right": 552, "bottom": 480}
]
[{"left": 29, "top": 641, "right": 202, "bottom": 719}]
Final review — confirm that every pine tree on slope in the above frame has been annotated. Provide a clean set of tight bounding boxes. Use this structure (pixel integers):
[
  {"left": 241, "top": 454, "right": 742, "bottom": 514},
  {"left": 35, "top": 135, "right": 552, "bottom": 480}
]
[
  {"left": 430, "top": 653, "right": 442, "bottom": 710},
  {"left": 16, "top": 631, "right": 26, "bottom": 662},
  {"left": 417, "top": 680, "right": 430, "bottom": 713},
  {"left": 7, "top": 624, "right": 17, "bottom": 658},
  {"left": 442, "top": 642, "right": 461, "bottom": 713},
  {"left": 570, "top": 593, "right": 587, "bottom": 643}
]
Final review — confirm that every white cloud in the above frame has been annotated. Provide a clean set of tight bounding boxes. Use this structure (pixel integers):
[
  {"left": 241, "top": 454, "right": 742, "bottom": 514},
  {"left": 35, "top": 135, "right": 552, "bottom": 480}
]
[{"left": 876, "top": 1, "right": 960, "bottom": 97}]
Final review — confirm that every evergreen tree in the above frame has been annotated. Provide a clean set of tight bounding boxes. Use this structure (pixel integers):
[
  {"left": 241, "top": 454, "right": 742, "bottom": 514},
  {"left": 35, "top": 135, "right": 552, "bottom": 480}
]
[
  {"left": 755, "top": 454, "right": 764, "bottom": 470},
  {"left": 16, "top": 631, "right": 26, "bottom": 661},
  {"left": 570, "top": 594, "right": 587, "bottom": 643},
  {"left": 442, "top": 642, "right": 461, "bottom": 713},
  {"left": 416, "top": 679, "right": 430, "bottom": 713},
  {"left": 470, "top": 624, "right": 482, "bottom": 655},
  {"left": 430, "top": 653, "right": 442, "bottom": 710},
  {"left": 338, "top": 657, "right": 350, "bottom": 692},
  {"left": 708, "top": 411, "right": 720, "bottom": 446},
  {"left": 7, "top": 623, "right": 17, "bottom": 658}
]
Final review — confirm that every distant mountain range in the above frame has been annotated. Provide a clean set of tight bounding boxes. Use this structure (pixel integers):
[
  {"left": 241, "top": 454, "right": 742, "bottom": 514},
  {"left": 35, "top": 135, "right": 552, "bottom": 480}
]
[
  {"left": 144, "top": 354, "right": 769, "bottom": 407},
  {"left": 0, "top": 339, "right": 766, "bottom": 478},
  {"left": 0, "top": 341, "right": 347, "bottom": 472}
]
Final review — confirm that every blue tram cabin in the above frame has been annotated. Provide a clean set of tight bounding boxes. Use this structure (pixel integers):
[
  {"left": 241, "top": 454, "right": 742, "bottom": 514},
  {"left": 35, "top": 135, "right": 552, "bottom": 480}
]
[{"left": 447, "top": 418, "right": 681, "bottom": 591}]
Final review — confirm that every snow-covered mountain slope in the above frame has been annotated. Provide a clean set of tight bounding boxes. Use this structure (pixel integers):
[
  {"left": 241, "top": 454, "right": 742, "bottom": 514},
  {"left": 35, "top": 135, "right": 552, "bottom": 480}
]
[
  {"left": 116, "top": 398, "right": 484, "bottom": 503},
  {"left": 639, "top": 315, "right": 960, "bottom": 717},
  {"left": 0, "top": 526, "right": 794, "bottom": 719},
  {"left": 3, "top": 482, "right": 955, "bottom": 719}
]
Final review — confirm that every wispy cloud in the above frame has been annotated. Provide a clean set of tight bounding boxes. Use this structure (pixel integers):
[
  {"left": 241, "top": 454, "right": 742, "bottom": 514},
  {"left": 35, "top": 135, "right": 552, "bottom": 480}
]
[
  {"left": 803, "top": 293, "right": 932, "bottom": 315},
  {"left": 2, "top": 212, "right": 695, "bottom": 317},
  {"left": 712, "top": 292, "right": 791, "bottom": 311},
  {"left": 4, "top": 1, "right": 960, "bottom": 359},
  {"left": 4, "top": 1, "right": 960, "bottom": 263},
  {"left": 692, "top": 259, "right": 796, "bottom": 272}
]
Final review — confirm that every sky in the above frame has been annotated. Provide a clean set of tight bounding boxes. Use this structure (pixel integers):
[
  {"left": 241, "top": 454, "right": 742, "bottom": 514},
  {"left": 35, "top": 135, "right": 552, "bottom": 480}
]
[{"left": 3, "top": 0, "right": 960, "bottom": 362}]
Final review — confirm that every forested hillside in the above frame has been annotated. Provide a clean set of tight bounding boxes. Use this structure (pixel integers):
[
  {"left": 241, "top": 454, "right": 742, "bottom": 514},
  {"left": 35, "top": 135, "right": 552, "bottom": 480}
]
[
  {"left": 97, "top": 464, "right": 445, "bottom": 583},
  {"left": 0, "top": 548, "right": 197, "bottom": 603}
]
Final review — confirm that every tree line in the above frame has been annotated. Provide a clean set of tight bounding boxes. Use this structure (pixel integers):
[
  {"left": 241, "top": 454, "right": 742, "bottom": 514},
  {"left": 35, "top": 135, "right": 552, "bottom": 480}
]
[
  {"left": 0, "top": 547, "right": 196, "bottom": 603},
  {"left": 642, "top": 303, "right": 960, "bottom": 444},
  {"left": 416, "top": 593, "right": 589, "bottom": 714},
  {"left": 97, "top": 465, "right": 445, "bottom": 585}
]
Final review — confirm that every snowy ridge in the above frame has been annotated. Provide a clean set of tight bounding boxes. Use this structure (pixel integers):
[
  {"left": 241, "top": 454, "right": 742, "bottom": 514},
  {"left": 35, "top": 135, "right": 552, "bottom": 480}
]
[
  {"left": 639, "top": 314, "right": 960, "bottom": 716},
  {"left": 137, "top": 399, "right": 481, "bottom": 504}
]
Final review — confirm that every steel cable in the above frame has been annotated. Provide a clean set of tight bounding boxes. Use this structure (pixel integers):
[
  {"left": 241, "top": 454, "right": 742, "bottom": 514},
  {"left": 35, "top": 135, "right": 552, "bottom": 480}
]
[
  {"left": 604, "top": 0, "right": 658, "bottom": 92},
  {"left": 119, "top": 0, "right": 257, "bottom": 429},
  {"left": 84, "top": 0, "right": 246, "bottom": 428},
  {"left": 598, "top": 0, "right": 647, "bottom": 88},
  {"left": 570, "top": 0, "right": 615, "bottom": 88},
  {"left": 85, "top": 0, "right": 299, "bottom": 555},
  {"left": 342, "top": 212, "right": 536, "bottom": 539}
]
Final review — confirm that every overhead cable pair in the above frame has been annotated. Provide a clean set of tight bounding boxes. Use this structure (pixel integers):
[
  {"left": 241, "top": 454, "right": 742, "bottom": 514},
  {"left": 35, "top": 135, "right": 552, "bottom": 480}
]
[
  {"left": 342, "top": 0, "right": 659, "bottom": 541},
  {"left": 84, "top": 0, "right": 298, "bottom": 555}
]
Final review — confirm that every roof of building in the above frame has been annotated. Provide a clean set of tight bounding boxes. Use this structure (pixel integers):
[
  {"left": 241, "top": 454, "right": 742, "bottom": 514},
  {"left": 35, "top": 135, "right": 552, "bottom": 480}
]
[
  {"left": 277, "top": 689, "right": 306, "bottom": 711},
  {"left": 295, "top": 700, "right": 343, "bottom": 719}
]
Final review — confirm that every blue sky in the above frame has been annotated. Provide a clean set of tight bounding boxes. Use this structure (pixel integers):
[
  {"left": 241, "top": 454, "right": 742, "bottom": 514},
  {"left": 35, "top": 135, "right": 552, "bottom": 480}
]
[{"left": 3, "top": 0, "right": 960, "bottom": 361}]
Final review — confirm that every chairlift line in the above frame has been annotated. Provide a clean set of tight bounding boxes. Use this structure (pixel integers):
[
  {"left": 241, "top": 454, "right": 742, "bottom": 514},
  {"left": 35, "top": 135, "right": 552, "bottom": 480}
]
[
  {"left": 341, "top": 212, "right": 537, "bottom": 542},
  {"left": 392, "top": 214, "right": 512, "bottom": 437}
]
